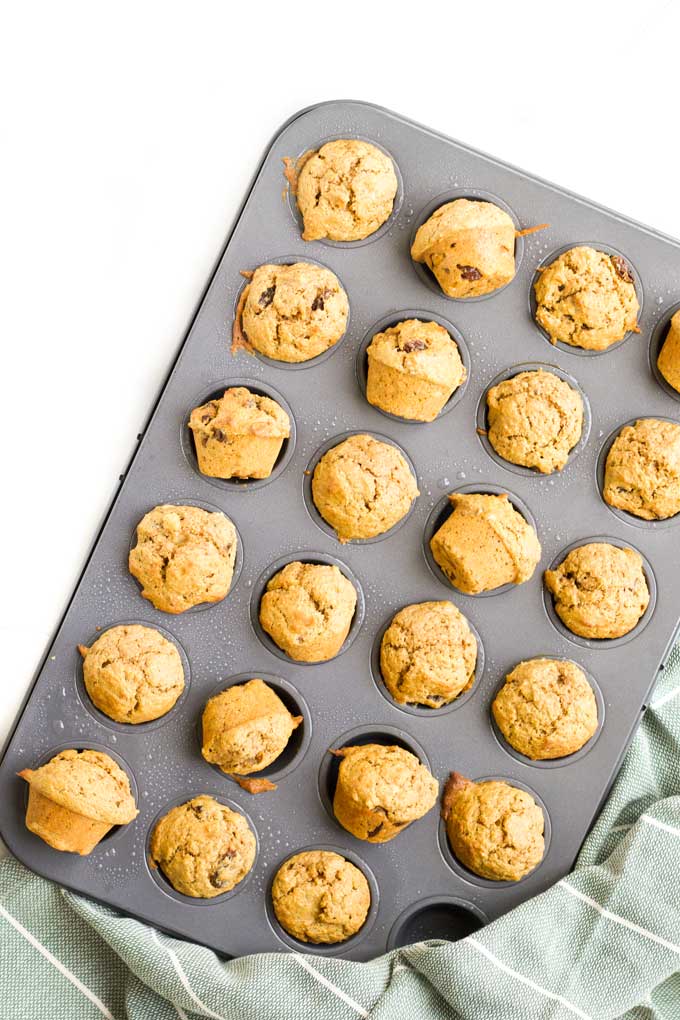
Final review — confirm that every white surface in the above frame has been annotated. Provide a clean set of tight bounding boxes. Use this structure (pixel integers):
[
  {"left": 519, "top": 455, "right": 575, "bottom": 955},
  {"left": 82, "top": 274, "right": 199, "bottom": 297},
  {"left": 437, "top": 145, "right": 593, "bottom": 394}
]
[{"left": 1, "top": 0, "right": 679, "bottom": 747}]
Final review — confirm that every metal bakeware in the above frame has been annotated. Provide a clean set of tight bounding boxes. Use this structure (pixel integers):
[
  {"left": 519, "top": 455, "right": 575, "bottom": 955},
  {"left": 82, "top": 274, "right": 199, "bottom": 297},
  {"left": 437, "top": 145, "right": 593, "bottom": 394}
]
[{"left": 2, "top": 100, "right": 680, "bottom": 961}]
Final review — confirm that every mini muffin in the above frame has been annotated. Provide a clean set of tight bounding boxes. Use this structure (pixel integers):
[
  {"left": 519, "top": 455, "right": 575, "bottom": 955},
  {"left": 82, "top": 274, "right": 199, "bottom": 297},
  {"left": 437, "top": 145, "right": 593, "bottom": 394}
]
[
  {"left": 272, "top": 850, "right": 371, "bottom": 944},
  {"left": 332, "top": 744, "right": 438, "bottom": 843},
  {"left": 486, "top": 369, "right": 584, "bottom": 474},
  {"left": 189, "top": 387, "right": 290, "bottom": 480},
  {"left": 603, "top": 418, "right": 680, "bottom": 520},
  {"left": 492, "top": 658, "right": 598, "bottom": 759},
  {"left": 129, "top": 504, "right": 237, "bottom": 614},
  {"left": 295, "top": 139, "right": 398, "bottom": 242},
  {"left": 312, "top": 433, "right": 418, "bottom": 542},
  {"left": 78, "top": 624, "right": 185, "bottom": 724},
  {"left": 411, "top": 198, "right": 516, "bottom": 298},
  {"left": 18, "top": 749, "right": 138, "bottom": 855},
  {"left": 366, "top": 319, "right": 466, "bottom": 422},
  {"left": 234, "top": 262, "right": 348, "bottom": 363},
  {"left": 202, "top": 679, "right": 302, "bottom": 776},
  {"left": 544, "top": 542, "right": 649, "bottom": 639},
  {"left": 658, "top": 309, "right": 680, "bottom": 393},
  {"left": 259, "top": 561, "right": 357, "bottom": 663},
  {"left": 380, "top": 601, "right": 477, "bottom": 708},
  {"left": 441, "top": 772, "right": 544, "bottom": 881},
  {"left": 430, "top": 492, "right": 541, "bottom": 594},
  {"left": 149, "top": 795, "right": 256, "bottom": 898},
  {"left": 534, "top": 246, "right": 639, "bottom": 350}
]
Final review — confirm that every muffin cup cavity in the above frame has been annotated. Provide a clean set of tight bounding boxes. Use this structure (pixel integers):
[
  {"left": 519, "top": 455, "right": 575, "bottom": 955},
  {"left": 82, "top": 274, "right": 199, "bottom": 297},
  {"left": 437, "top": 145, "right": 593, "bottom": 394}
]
[
  {"left": 369, "top": 609, "right": 485, "bottom": 717},
  {"left": 438, "top": 775, "right": 552, "bottom": 889},
  {"left": 410, "top": 189, "right": 525, "bottom": 303},
  {"left": 596, "top": 416, "right": 680, "bottom": 531},
  {"left": 543, "top": 535, "right": 657, "bottom": 648},
  {"left": 285, "top": 134, "right": 404, "bottom": 249},
  {"left": 128, "top": 499, "right": 243, "bottom": 614},
  {"left": 355, "top": 309, "right": 471, "bottom": 424},
  {"left": 250, "top": 551, "right": 365, "bottom": 665},
  {"left": 197, "top": 672, "right": 312, "bottom": 784},
  {"left": 303, "top": 430, "right": 419, "bottom": 545},
  {"left": 145, "top": 792, "right": 259, "bottom": 906},
  {"left": 317, "top": 723, "right": 431, "bottom": 829},
  {"left": 75, "top": 620, "right": 191, "bottom": 734},
  {"left": 530, "top": 242, "right": 644, "bottom": 358},
  {"left": 231, "top": 255, "right": 351, "bottom": 371},
  {"left": 20, "top": 741, "right": 139, "bottom": 853},
  {"left": 649, "top": 300, "right": 680, "bottom": 402},
  {"left": 387, "top": 896, "right": 487, "bottom": 949},
  {"left": 423, "top": 483, "right": 539, "bottom": 597},
  {"left": 476, "top": 362, "right": 592, "bottom": 477},
  {"left": 489, "top": 656, "right": 605, "bottom": 770},
  {"left": 181, "top": 378, "right": 297, "bottom": 492},
  {"left": 265, "top": 843, "right": 380, "bottom": 955}
]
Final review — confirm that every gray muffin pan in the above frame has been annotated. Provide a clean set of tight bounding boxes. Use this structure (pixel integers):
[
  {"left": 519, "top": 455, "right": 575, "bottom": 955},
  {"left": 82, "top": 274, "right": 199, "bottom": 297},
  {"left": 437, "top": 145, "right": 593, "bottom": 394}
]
[{"left": 2, "top": 101, "right": 680, "bottom": 961}]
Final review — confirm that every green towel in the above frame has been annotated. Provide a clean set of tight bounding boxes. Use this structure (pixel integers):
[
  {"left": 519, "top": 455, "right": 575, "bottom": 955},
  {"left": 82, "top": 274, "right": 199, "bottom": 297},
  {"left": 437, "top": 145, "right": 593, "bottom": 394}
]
[{"left": 2, "top": 645, "right": 679, "bottom": 1020}]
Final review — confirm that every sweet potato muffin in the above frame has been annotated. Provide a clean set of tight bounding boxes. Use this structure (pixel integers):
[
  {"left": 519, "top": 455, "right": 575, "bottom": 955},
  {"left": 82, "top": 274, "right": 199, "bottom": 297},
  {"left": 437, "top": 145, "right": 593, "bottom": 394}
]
[
  {"left": 272, "top": 850, "right": 371, "bottom": 944},
  {"left": 366, "top": 319, "right": 466, "bottom": 421},
  {"left": 332, "top": 743, "right": 438, "bottom": 843},
  {"left": 603, "top": 418, "right": 680, "bottom": 520},
  {"left": 189, "top": 386, "right": 290, "bottom": 480},
  {"left": 657, "top": 310, "right": 680, "bottom": 393},
  {"left": 442, "top": 772, "right": 544, "bottom": 881}
]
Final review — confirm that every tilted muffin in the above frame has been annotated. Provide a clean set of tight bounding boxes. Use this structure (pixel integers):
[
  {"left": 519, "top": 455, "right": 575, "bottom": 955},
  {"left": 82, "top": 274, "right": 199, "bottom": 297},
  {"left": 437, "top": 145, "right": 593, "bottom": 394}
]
[
  {"left": 441, "top": 772, "right": 544, "bottom": 881},
  {"left": 295, "top": 139, "right": 398, "bottom": 242},
  {"left": 202, "top": 679, "right": 302, "bottom": 776},
  {"left": 544, "top": 542, "right": 649, "bottom": 639},
  {"left": 18, "top": 749, "right": 138, "bottom": 855},
  {"left": 312, "top": 433, "right": 418, "bottom": 542},
  {"left": 411, "top": 199, "right": 517, "bottom": 298},
  {"left": 486, "top": 369, "right": 584, "bottom": 474},
  {"left": 149, "top": 795, "right": 256, "bottom": 898},
  {"left": 430, "top": 492, "right": 541, "bottom": 594},
  {"left": 332, "top": 744, "right": 438, "bottom": 843},
  {"left": 234, "top": 262, "right": 348, "bottom": 363},
  {"left": 366, "top": 319, "right": 466, "bottom": 422},
  {"left": 492, "top": 658, "right": 598, "bottom": 759},
  {"left": 129, "top": 504, "right": 237, "bottom": 614},
  {"left": 380, "top": 601, "right": 477, "bottom": 708},
  {"left": 603, "top": 418, "right": 680, "bottom": 520},
  {"left": 658, "top": 309, "right": 680, "bottom": 394},
  {"left": 78, "top": 624, "right": 185, "bottom": 724},
  {"left": 534, "top": 246, "right": 639, "bottom": 350},
  {"left": 259, "top": 561, "right": 357, "bottom": 663},
  {"left": 272, "top": 850, "right": 371, "bottom": 944},
  {"left": 189, "top": 387, "right": 290, "bottom": 480}
]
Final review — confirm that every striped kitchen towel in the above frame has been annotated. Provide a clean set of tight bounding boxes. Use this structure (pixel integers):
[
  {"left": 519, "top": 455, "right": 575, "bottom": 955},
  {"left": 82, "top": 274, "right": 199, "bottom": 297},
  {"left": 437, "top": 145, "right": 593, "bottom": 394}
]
[{"left": 1, "top": 643, "right": 680, "bottom": 1020}]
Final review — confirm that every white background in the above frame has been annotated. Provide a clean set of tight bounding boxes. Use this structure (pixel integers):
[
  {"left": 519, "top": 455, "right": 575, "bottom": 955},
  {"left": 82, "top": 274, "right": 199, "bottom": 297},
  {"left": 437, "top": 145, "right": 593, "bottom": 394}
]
[{"left": 1, "top": 0, "right": 679, "bottom": 747}]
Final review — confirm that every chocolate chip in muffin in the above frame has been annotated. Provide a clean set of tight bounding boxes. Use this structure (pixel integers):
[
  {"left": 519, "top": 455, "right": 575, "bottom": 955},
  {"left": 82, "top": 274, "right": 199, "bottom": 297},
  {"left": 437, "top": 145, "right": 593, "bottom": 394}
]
[
  {"left": 610, "top": 255, "right": 634, "bottom": 284},
  {"left": 258, "top": 285, "right": 276, "bottom": 307}
]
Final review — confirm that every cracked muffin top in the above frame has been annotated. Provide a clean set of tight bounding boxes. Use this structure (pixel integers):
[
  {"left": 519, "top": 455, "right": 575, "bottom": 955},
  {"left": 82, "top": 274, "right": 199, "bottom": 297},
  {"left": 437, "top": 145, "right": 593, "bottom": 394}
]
[
  {"left": 486, "top": 369, "right": 584, "bottom": 474},
  {"left": 332, "top": 744, "right": 439, "bottom": 843},
  {"left": 411, "top": 198, "right": 517, "bottom": 298},
  {"left": 19, "top": 749, "right": 138, "bottom": 825},
  {"left": 534, "top": 246, "right": 639, "bottom": 350},
  {"left": 492, "top": 658, "right": 598, "bottom": 759},
  {"left": 234, "top": 262, "right": 348, "bottom": 363},
  {"left": 380, "top": 601, "right": 477, "bottom": 708},
  {"left": 430, "top": 492, "right": 541, "bottom": 595},
  {"left": 295, "top": 139, "right": 398, "bottom": 242},
  {"left": 201, "top": 678, "right": 302, "bottom": 776},
  {"left": 442, "top": 773, "right": 544, "bottom": 881},
  {"left": 312, "top": 433, "right": 419, "bottom": 542},
  {"left": 189, "top": 387, "right": 290, "bottom": 441},
  {"left": 129, "top": 504, "right": 237, "bottom": 614},
  {"left": 603, "top": 418, "right": 680, "bottom": 520},
  {"left": 149, "top": 795, "right": 256, "bottom": 899},
  {"left": 259, "top": 561, "right": 357, "bottom": 663},
  {"left": 272, "top": 850, "right": 371, "bottom": 944},
  {"left": 544, "top": 542, "right": 649, "bottom": 639},
  {"left": 79, "top": 624, "right": 185, "bottom": 724}
]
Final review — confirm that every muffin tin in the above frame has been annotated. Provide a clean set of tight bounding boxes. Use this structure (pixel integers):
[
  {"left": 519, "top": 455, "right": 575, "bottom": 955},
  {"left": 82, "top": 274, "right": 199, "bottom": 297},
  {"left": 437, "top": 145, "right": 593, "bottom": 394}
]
[{"left": 1, "top": 100, "right": 680, "bottom": 961}]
